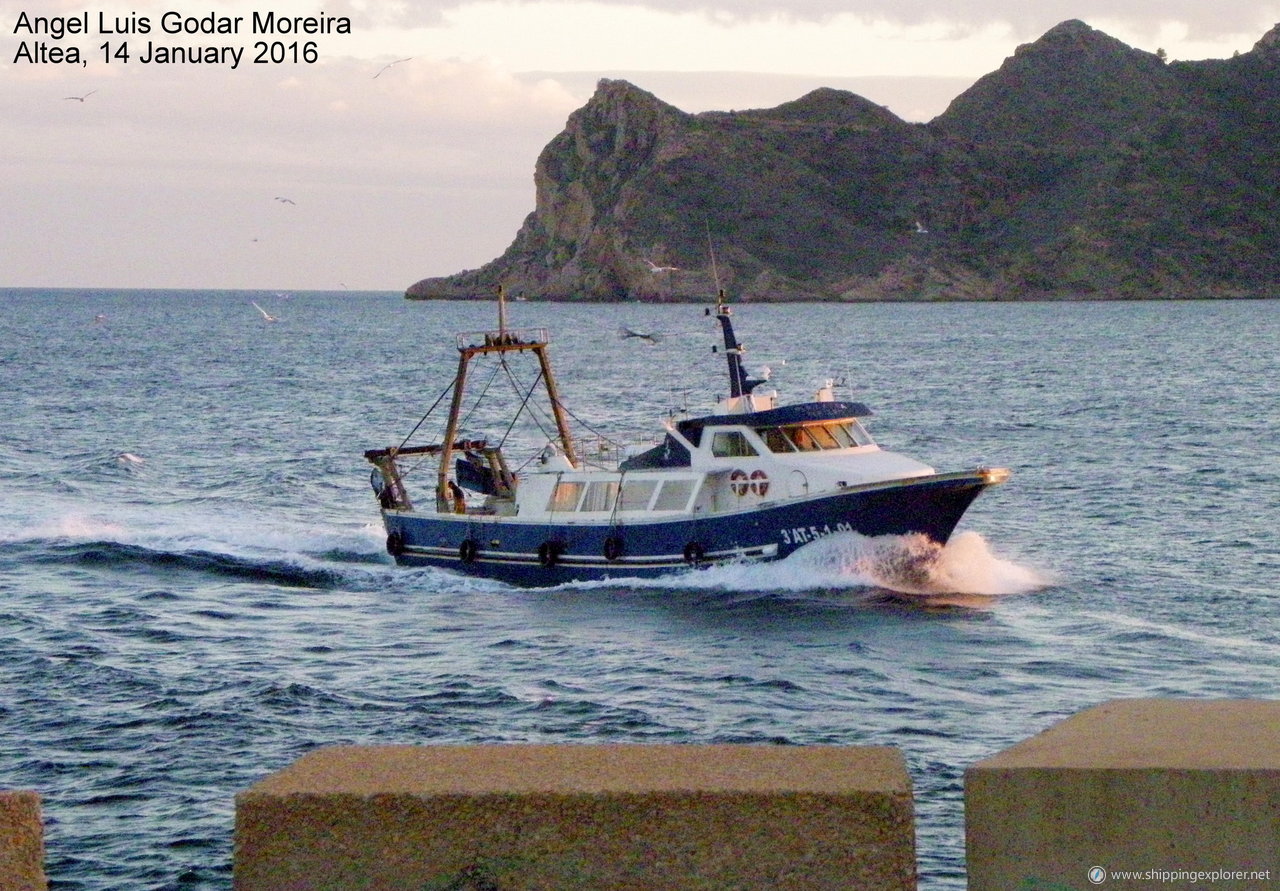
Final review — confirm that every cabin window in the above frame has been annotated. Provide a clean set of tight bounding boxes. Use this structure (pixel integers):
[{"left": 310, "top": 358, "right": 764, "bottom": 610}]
[
  {"left": 783, "top": 425, "right": 824, "bottom": 451},
  {"left": 711, "top": 431, "right": 758, "bottom": 458},
  {"left": 653, "top": 479, "right": 695, "bottom": 511},
  {"left": 619, "top": 480, "right": 658, "bottom": 511},
  {"left": 807, "top": 424, "right": 842, "bottom": 449},
  {"left": 580, "top": 480, "right": 620, "bottom": 512},
  {"left": 845, "top": 420, "right": 875, "bottom": 447},
  {"left": 826, "top": 422, "right": 858, "bottom": 448},
  {"left": 760, "top": 421, "right": 874, "bottom": 452},
  {"left": 755, "top": 427, "right": 795, "bottom": 452},
  {"left": 548, "top": 480, "right": 584, "bottom": 512}
]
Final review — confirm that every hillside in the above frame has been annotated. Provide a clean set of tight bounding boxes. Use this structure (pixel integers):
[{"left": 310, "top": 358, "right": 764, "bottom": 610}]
[{"left": 408, "top": 20, "right": 1280, "bottom": 301}]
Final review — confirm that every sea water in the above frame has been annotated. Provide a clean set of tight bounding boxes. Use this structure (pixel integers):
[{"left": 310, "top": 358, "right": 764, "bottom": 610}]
[{"left": 1, "top": 289, "right": 1277, "bottom": 888}]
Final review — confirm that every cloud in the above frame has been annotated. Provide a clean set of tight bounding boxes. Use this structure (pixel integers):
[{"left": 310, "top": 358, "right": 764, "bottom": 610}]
[
  {"left": 0, "top": 54, "right": 580, "bottom": 288},
  {"left": 275, "top": 0, "right": 1278, "bottom": 40}
]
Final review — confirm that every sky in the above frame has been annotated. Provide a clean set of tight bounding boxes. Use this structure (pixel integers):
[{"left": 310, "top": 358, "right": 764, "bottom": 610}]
[{"left": 2, "top": 0, "right": 1276, "bottom": 291}]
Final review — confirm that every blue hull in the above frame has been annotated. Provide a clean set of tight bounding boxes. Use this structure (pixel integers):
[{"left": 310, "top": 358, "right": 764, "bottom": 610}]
[{"left": 381, "top": 472, "right": 995, "bottom": 587}]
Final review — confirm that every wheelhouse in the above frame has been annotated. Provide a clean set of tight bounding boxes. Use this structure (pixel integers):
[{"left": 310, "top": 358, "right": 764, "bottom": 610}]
[{"left": 752, "top": 418, "right": 875, "bottom": 453}]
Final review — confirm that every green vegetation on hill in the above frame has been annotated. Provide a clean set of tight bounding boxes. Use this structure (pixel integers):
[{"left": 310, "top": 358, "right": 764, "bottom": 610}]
[{"left": 408, "top": 20, "right": 1280, "bottom": 301}]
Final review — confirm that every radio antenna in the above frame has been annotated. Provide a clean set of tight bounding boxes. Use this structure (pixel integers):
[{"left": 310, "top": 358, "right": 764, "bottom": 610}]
[{"left": 704, "top": 220, "right": 722, "bottom": 294}]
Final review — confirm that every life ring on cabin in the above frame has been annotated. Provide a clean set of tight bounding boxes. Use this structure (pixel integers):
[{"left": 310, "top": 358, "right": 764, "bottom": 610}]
[
  {"left": 683, "top": 541, "right": 706, "bottom": 565},
  {"left": 538, "top": 540, "right": 565, "bottom": 568},
  {"left": 603, "top": 536, "right": 625, "bottom": 561},
  {"left": 750, "top": 469, "right": 770, "bottom": 497},
  {"left": 730, "top": 469, "right": 750, "bottom": 497},
  {"left": 386, "top": 530, "right": 405, "bottom": 557},
  {"left": 458, "top": 538, "right": 479, "bottom": 563}
]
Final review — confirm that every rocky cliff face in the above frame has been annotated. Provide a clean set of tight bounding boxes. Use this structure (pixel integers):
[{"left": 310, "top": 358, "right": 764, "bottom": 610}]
[{"left": 408, "top": 21, "right": 1280, "bottom": 302}]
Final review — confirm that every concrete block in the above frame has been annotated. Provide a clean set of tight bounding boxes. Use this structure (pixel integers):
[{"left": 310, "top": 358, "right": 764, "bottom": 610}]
[
  {"left": 235, "top": 744, "right": 916, "bottom": 890},
  {"left": 966, "top": 699, "right": 1280, "bottom": 890},
  {"left": 0, "top": 790, "right": 46, "bottom": 891}
]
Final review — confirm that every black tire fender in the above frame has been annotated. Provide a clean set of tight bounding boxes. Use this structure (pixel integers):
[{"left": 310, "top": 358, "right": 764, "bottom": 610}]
[
  {"left": 386, "top": 530, "right": 405, "bottom": 557},
  {"left": 458, "top": 539, "right": 479, "bottom": 563},
  {"left": 603, "top": 536, "right": 625, "bottom": 561},
  {"left": 538, "top": 540, "right": 565, "bottom": 568}
]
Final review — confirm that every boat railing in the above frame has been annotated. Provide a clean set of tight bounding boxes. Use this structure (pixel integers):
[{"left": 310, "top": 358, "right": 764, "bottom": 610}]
[
  {"left": 576, "top": 434, "right": 663, "bottom": 471},
  {"left": 456, "top": 328, "right": 549, "bottom": 351}
]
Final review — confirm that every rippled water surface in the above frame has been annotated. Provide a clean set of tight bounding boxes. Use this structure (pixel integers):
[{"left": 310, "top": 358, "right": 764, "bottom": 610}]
[{"left": 2, "top": 289, "right": 1278, "bottom": 888}]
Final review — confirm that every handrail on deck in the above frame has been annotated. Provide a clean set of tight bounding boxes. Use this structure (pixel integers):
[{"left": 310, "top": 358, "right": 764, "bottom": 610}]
[{"left": 456, "top": 328, "right": 549, "bottom": 351}]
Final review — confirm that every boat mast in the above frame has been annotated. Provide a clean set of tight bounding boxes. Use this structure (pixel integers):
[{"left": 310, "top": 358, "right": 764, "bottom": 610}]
[
  {"left": 435, "top": 287, "right": 578, "bottom": 511},
  {"left": 711, "top": 292, "right": 750, "bottom": 398},
  {"left": 436, "top": 348, "right": 473, "bottom": 511}
]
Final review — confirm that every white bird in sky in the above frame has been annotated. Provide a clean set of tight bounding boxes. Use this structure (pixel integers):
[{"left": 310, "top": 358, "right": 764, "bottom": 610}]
[
  {"left": 251, "top": 301, "right": 279, "bottom": 322},
  {"left": 373, "top": 57, "right": 412, "bottom": 79},
  {"left": 914, "top": 220, "right": 929, "bottom": 234},
  {"left": 64, "top": 90, "right": 97, "bottom": 102},
  {"left": 644, "top": 259, "right": 679, "bottom": 273}
]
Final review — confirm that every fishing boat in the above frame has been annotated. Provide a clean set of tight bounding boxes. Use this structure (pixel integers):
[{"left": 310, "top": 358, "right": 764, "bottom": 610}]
[{"left": 364, "top": 292, "right": 1009, "bottom": 586}]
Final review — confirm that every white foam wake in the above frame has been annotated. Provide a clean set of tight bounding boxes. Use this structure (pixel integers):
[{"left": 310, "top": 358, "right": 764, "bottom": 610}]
[
  {"left": 620, "top": 530, "right": 1052, "bottom": 600},
  {"left": 1, "top": 491, "right": 386, "bottom": 564}
]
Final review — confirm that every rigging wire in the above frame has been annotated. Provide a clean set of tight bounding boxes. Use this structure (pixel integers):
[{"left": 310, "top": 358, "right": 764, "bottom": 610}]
[
  {"left": 456, "top": 357, "right": 504, "bottom": 433},
  {"left": 497, "top": 357, "right": 556, "bottom": 448},
  {"left": 499, "top": 359, "right": 625, "bottom": 451},
  {"left": 396, "top": 374, "right": 460, "bottom": 453},
  {"left": 496, "top": 358, "right": 633, "bottom": 469}
]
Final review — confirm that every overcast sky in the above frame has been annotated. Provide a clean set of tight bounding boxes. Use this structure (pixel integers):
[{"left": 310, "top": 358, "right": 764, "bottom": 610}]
[{"left": 2, "top": 0, "right": 1275, "bottom": 290}]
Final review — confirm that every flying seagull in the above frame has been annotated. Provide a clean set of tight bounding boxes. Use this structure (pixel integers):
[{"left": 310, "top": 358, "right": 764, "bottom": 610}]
[
  {"left": 644, "top": 259, "right": 679, "bottom": 273},
  {"left": 64, "top": 90, "right": 97, "bottom": 102},
  {"left": 619, "top": 326, "right": 661, "bottom": 344},
  {"left": 914, "top": 221, "right": 929, "bottom": 234},
  {"left": 373, "top": 57, "right": 412, "bottom": 79},
  {"left": 251, "top": 301, "right": 279, "bottom": 322},
  {"left": 274, "top": 196, "right": 296, "bottom": 205}
]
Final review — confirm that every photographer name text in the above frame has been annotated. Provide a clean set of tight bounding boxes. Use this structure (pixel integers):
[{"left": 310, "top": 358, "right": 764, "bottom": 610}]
[{"left": 12, "top": 10, "right": 352, "bottom": 68}]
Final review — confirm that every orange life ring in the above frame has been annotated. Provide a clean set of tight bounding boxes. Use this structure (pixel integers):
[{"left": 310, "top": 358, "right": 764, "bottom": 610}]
[
  {"left": 750, "top": 469, "right": 770, "bottom": 497},
  {"left": 730, "top": 469, "right": 750, "bottom": 497}
]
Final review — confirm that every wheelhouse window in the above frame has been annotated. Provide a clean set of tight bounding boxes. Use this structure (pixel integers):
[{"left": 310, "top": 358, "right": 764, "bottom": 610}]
[
  {"left": 756, "top": 421, "right": 875, "bottom": 452},
  {"left": 844, "top": 420, "right": 875, "bottom": 447},
  {"left": 711, "top": 430, "right": 758, "bottom": 458},
  {"left": 755, "top": 427, "right": 795, "bottom": 452}
]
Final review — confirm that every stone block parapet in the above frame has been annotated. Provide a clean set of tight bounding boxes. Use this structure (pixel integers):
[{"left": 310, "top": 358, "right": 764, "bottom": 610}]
[
  {"left": 0, "top": 790, "right": 46, "bottom": 891},
  {"left": 234, "top": 743, "right": 916, "bottom": 890},
  {"left": 966, "top": 698, "right": 1280, "bottom": 890}
]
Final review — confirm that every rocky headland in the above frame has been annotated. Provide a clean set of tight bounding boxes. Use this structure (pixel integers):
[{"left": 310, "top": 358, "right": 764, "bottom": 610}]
[{"left": 408, "top": 20, "right": 1280, "bottom": 302}]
